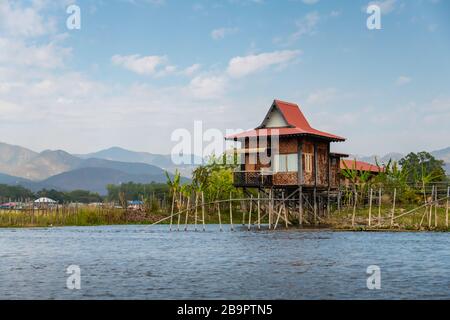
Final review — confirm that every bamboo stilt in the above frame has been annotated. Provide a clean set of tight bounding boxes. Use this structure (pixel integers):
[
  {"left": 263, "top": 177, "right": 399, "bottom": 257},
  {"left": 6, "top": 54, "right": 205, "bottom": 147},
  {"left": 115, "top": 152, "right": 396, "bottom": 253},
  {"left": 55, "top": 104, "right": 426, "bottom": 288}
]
[
  {"left": 268, "top": 190, "right": 273, "bottom": 229},
  {"left": 202, "top": 192, "right": 206, "bottom": 231},
  {"left": 169, "top": 191, "right": 175, "bottom": 232},
  {"left": 257, "top": 192, "right": 261, "bottom": 230},
  {"left": 299, "top": 187, "right": 303, "bottom": 227},
  {"left": 446, "top": 186, "right": 449, "bottom": 228},
  {"left": 229, "top": 192, "right": 234, "bottom": 231},
  {"left": 391, "top": 188, "right": 396, "bottom": 227},
  {"left": 429, "top": 186, "right": 434, "bottom": 228},
  {"left": 283, "top": 196, "right": 288, "bottom": 230},
  {"left": 352, "top": 189, "right": 357, "bottom": 227},
  {"left": 184, "top": 197, "right": 190, "bottom": 231},
  {"left": 177, "top": 195, "right": 182, "bottom": 231},
  {"left": 218, "top": 202, "right": 222, "bottom": 232},
  {"left": 313, "top": 188, "right": 317, "bottom": 225},
  {"left": 194, "top": 193, "right": 198, "bottom": 231},
  {"left": 248, "top": 195, "right": 253, "bottom": 231},
  {"left": 368, "top": 188, "right": 373, "bottom": 227},
  {"left": 378, "top": 188, "right": 382, "bottom": 227},
  {"left": 434, "top": 188, "right": 438, "bottom": 228}
]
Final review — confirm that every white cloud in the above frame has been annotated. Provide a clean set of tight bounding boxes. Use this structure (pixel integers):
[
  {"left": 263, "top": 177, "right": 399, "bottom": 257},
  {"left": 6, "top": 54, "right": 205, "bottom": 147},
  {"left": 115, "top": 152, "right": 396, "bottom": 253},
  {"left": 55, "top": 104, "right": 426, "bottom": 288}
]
[
  {"left": 0, "top": 1, "right": 56, "bottom": 38},
  {"left": 274, "top": 11, "right": 320, "bottom": 46},
  {"left": 182, "top": 64, "right": 201, "bottom": 76},
  {"left": 188, "top": 75, "right": 228, "bottom": 99},
  {"left": 227, "top": 50, "right": 301, "bottom": 78},
  {"left": 0, "top": 37, "right": 71, "bottom": 69},
  {"left": 211, "top": 27, "right": 239, "bottom": 40},
  {"left": 112, "top": 54, "right": 169, "bottom": 75},
  {"left": 395, "top": 76, "right": 412, "bottom": 86}
]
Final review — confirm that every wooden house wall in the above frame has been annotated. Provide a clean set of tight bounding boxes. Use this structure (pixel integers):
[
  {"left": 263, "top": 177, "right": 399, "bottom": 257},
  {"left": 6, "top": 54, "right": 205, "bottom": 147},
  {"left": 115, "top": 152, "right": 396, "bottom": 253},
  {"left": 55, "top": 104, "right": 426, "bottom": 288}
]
[{"left": 240, "top": 137, "right": 341, "bottom": 189}]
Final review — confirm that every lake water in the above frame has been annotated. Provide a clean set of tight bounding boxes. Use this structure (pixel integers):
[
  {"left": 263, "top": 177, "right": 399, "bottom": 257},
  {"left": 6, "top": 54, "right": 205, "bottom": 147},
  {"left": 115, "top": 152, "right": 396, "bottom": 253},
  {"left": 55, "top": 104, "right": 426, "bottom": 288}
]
[{"left": 0, "top": 225, "right": 449, "bottom": 299}]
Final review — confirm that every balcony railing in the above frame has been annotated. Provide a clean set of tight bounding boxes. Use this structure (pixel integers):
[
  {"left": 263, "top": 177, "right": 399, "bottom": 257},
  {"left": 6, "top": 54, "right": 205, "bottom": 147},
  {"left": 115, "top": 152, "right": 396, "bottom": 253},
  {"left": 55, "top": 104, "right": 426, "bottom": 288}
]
[{"left": 233, "top": 171, "right": 273, "bottom": 187}]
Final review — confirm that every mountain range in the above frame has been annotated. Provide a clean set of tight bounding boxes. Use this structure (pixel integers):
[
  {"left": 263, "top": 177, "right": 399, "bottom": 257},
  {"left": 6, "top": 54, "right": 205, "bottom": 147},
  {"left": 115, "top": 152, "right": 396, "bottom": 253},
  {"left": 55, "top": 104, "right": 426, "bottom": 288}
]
[
  {"left": 0, "top": 142, "right": 193, "bottom": 195},
  {"left": 0, "top": 141, "right": 448, "bottom": 195}
]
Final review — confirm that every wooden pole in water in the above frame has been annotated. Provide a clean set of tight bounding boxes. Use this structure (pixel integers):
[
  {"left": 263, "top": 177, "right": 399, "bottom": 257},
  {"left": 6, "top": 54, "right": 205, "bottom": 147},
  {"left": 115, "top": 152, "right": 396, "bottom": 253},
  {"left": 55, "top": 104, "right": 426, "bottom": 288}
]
[
  {"left": 184, "top": 197, "right": 190, "bottom": 231},
  {"left": 194, "top": 193, "right": 198, "bottom": 231},
  {"left": 429, "top": 186, "right": 434, "bottom": 228},
  {"left": 268, "top": 189, "right": 273, "bottom": 229},
  {"left": 368, "top": 188, "right": 373, "bottom": 227},
  {"left": 248, "top": 195, "right": 253, "bottom": 231},
  {"left": 378, "top": 188, "right": 382, "bottom": 227},
  {"left": 390, "top": 188, "right": 396, "bottom": 227},
  {"left": 313, "top": 188, "right": 318, "bottom": 225},
  {"left": 446, "top": 186, "right": 449, "bottom": 228},
  {"left": 177, "top": 194, "right": 182, "bottom": 231},
  {"left": 242, "top": 199, "right": 246, "bottom": 226},
  {"left": 299, "top": 187, "right": 303, "bottom": 227},
  {"left": 352, "top": 189, "right": 357, "bottom": 227},
  {"left": 434, "top": 187, "right": 438, "bottom": 228},
  {"left": 229, "top": 192, "right": 234, "bottom": 231},
  {"left": 283, "top": 195, "right": 288, "bottom": 229},
  {"left": 257, "top": 192, "right": 261, "bottom": 230},
  {"left": 169, "top": 191, "right": 175, "bottom": 232},
  {"left": 201, "top": 192, "right": 206, "bottom": 232},
  {"left": 218, "top": 202, "right": 222, "bottom": 231}
]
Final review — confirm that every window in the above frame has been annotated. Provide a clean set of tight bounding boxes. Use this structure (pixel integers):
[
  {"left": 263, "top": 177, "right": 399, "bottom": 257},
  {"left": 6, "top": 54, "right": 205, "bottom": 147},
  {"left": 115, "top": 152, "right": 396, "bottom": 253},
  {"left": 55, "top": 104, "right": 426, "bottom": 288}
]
[
  {"left": 273, "top": 153, "right": 298, "bottom": 172},
  {"left": 303, "top": 153, "right": 313, "bottom": 173}
]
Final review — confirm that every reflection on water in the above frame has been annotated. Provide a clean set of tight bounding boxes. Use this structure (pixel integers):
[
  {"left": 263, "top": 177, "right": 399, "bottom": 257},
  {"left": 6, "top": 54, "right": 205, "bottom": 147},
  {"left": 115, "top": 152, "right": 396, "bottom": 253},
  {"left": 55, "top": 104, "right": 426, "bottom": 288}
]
[{"left": 0, "top": 225, "right": 449, "bottom": 299}]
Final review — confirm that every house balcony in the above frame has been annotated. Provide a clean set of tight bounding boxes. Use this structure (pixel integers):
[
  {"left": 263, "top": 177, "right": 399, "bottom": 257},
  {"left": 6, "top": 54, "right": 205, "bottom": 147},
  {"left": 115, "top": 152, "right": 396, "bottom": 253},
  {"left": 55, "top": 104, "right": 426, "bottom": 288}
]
[{"left": 233, "top": 171, "right": 274, "bottom": 188}]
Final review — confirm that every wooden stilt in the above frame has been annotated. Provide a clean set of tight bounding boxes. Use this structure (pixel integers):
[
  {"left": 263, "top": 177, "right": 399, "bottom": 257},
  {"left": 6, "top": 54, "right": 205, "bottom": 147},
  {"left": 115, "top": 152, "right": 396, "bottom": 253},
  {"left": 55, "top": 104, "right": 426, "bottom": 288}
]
[
  {"left": 242, "top": 199, "right": 246, "bottom": 226},
  {"left": 248, "top": 195, "right": 253, "bottom": 231},
  {"left": 257, "top": 192, "right": 261, "bottom": 230},
  {"left": 283, "top": 195, "right": 288, "bottom": 229},
  {"left": 273, "top": 204, "right": 283, "bottom": 230},
  {"left": 218, "top": 202, "right": 222, "bottom": 231},
  {"left": 429, "top": 186, "right": 434, "bottom": 228},
  {"left": 368, "top": 188, "right": 373, "bottom": 227},
  {"left": 337, "top": 190, "right": 341, "bottom": 213},
  {"left": 169, "top": 191, "right": 175, "bottom": 232},
  {"left": 177, "top": 194, "right": 182, "bottom": 231},
  {"left": 446, "top": 186, "right": 449, "bottom": 228},
  {"left": 390, "top": 188, "right": 396, "bottom": 227},
  {"left": 268, "top": 189, "right": 273, "bottom": 229},
  {"left": 184, "top": 197, "right": 190, "bottom": 231},
  {"left": 299, "top": 187, "right": 303, "bottom": 227},
  {"left": 202, "top": 192, "right": 206, "bottom": 231},
  {"left": 194, "top": 193, "right": 198, "bottom": 231},
  {"left": 352, "top": 189, "right": 357, "bottom": 227},
  {"left": 434, "top": 187, "right": 438, "bottom": 228},
  {"left": 229, "top": 192, "right": 234, "bottom": 231},
  {"left": 378, "top": 188, "right": 382, "bottom": 227},
  {"left": 313, "top": 188, "right": 318, "bottom": 225}
]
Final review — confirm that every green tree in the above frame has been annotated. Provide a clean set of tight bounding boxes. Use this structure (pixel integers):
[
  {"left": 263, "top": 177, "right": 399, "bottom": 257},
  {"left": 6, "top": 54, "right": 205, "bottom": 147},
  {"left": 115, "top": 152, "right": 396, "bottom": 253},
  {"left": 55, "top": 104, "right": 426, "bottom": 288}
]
[{"left": 399, "top": 152, "right": 446, "bottom": 184}]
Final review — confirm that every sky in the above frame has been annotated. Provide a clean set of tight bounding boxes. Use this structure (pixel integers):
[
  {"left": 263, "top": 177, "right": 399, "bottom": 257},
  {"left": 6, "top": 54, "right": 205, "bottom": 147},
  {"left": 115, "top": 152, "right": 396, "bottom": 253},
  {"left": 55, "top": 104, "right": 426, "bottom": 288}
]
[{"left": 0, "top": 0, "right": 449, "bottom": 157}]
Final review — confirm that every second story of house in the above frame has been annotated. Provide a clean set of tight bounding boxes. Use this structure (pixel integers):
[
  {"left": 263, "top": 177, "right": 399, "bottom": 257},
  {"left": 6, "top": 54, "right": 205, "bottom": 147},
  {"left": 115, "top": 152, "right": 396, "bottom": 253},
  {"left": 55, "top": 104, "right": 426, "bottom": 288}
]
[{"left": 226, "top": 100, "right": 347, "bottom": 189}]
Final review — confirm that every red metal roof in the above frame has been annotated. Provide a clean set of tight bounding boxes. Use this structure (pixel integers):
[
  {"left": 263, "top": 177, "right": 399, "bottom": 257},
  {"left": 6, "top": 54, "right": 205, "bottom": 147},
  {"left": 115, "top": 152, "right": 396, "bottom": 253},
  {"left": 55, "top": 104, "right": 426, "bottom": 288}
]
[
  {"left": 226, "top": 99, "right": 345, "bottom": 142},
  {"left": 340, "top": 159, "right": 384, "bottom": 173}
]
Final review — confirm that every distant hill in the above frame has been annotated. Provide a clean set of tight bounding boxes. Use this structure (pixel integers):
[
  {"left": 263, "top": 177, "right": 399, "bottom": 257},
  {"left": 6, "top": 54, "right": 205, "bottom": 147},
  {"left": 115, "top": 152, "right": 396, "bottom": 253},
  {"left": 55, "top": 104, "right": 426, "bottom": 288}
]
[
  {"left": 0, "top": 142, "right": 193, "bottom": 194},
  {"left": 0, "top": 173, "right": 55, "bottom": 192},
  {"left": 431, "top": 147, "right": 450, "bottom": 163},
  {"left": 41, "top": 167, "right": 174, "bottom": 195},
  {"left": 78, "top": 146, "right": 201, "bottom": 177}
]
